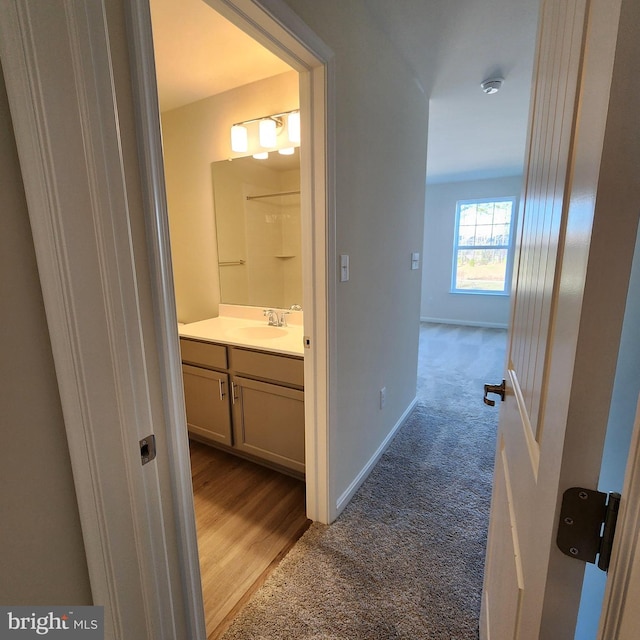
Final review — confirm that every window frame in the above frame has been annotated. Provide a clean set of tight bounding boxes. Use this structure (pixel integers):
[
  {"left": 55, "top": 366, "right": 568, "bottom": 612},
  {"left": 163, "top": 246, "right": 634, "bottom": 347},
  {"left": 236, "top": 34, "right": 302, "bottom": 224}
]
[{"left": 451, "top": 196, "right": 517, "bottom": 296}]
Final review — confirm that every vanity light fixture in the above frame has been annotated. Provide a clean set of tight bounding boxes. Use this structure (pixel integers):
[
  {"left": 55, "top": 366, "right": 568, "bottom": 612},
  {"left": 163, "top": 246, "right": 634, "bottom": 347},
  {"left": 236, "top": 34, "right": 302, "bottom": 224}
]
[
  {"left": 259, "top": 117, "right": 280, "bottom": 147},
  {"left": 230, "top": 124, "right": 248, "bottom": 152},
  {"left": 278, "top": 147, "right": 295, "bottom": 156},
  {"left": 230, "top": 109, "right": 300, "bottom": 154},
  {"left": 287, "top": 111, "right": 300, "bottom": 144},
  {"left": 253, "top": 152, "right": 269, "bottom": 160}
]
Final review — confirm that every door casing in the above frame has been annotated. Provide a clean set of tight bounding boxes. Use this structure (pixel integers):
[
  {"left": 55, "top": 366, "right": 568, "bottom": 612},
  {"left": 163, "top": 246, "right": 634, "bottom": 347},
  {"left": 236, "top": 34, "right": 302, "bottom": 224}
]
[
  {"left": 126, "top": 0, "right": 336, "bottom": 634},
  {"left": 0, "top": 0, "right": 335, "bottom": 638}
]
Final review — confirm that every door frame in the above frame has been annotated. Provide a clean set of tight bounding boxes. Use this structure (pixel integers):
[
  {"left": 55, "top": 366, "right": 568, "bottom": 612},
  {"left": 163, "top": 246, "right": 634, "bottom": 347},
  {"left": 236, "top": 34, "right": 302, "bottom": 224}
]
[
  {"left": 0, "top": 0, "right": 334, "bottom": 638},
  {"left": 125, "top": 0, "right": 335, "bottom": 521},
  {"left": 599, "top": 395, "right": 640, "bottom": 637},
  {"left": 125, "top": 0, "right": 336, "bottom": 633},
  {"left": 0, "top": 1, "right": 196, "bottom": 636}
]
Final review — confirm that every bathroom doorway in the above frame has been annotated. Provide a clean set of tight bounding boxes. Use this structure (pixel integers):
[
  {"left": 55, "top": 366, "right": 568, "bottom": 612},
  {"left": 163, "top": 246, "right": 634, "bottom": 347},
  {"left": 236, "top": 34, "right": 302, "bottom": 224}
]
[{"left": 139, "top": 0, "right": 331, "bottom": 635}]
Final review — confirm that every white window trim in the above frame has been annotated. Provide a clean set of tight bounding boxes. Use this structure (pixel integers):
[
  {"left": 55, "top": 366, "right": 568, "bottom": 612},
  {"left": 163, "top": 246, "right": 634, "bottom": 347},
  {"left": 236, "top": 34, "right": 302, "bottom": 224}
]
[{"left": 451, "top": 196, "right": 517, "bottom": 296}]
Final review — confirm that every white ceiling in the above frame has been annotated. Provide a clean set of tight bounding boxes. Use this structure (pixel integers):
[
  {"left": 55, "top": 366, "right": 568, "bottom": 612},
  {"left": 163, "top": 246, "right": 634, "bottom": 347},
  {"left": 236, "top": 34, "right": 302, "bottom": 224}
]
[
  {"left": 361, "top": 0, "right": 540, "bottom": 183},
  {"left": 150, "top": 0, "right": 540, "bottom": 183},
  {"left": 150, "top": 0, "right": 292, "bottom": 112}
]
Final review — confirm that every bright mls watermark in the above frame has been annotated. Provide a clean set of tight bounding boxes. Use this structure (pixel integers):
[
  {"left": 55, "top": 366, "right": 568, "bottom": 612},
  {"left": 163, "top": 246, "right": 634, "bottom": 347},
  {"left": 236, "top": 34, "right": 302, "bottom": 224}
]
[{"left": 0, "top": 607, "right": 103, "bottom": 639}]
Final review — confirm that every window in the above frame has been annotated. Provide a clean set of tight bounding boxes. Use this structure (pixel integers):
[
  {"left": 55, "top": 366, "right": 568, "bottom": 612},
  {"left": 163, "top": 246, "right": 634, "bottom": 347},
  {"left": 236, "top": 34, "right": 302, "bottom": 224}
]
[{"left": 452, "top": 197, "right": 516, "bottom": 294}]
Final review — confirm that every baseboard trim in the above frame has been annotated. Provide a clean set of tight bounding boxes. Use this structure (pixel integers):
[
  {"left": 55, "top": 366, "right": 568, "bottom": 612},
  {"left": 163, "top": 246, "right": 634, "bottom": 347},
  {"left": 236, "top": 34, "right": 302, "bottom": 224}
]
[
  {"left": 335, "top": 398, "right": 419, "bottom": 516},
  {"left": 420, "top": 316, "right": 508, "bottom": 329}
]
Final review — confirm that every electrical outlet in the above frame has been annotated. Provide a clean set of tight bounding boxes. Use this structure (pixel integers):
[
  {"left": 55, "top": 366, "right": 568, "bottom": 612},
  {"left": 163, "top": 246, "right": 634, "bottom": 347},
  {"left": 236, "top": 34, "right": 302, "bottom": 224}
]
[{"left": 379, "top": 387, "right": 386, "bottom": 409}]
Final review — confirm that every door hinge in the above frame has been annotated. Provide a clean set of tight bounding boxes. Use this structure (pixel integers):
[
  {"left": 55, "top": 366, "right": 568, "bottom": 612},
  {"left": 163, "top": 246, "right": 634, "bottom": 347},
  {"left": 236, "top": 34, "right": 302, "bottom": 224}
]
[{"left": 557, "top": 487, "right": 621, "bottom": 572}]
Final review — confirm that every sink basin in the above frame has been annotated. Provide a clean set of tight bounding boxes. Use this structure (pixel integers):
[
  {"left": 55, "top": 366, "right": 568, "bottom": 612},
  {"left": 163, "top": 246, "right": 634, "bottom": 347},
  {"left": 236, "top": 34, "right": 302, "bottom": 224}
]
[{"left": 229, "top": 326, "right": 289, "bottom": 340}]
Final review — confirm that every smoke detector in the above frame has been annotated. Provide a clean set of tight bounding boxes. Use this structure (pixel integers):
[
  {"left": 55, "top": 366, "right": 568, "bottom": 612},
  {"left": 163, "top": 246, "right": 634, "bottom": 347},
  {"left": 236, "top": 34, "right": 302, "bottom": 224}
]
[{"left": 480, "top": 77, "right": 504, "bottom": 94}]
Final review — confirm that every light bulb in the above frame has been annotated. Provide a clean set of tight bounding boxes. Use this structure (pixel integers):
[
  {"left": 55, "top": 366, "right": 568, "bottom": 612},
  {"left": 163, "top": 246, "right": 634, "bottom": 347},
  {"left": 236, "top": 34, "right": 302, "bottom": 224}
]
[
  {"left": 253, "top": 152, "right": 269, "bottom": 159},
  {"left": 259, "top": 118, "right": 277, "bottom": 147},
  {"left": 287, "top": 111, "right": 300, "bottom": 144},
  {"left": 230, "top": 125, "right": 248, "bottom": 152},
  {"left": 278, "top": 147, "right": 295, "bottom": 155}
]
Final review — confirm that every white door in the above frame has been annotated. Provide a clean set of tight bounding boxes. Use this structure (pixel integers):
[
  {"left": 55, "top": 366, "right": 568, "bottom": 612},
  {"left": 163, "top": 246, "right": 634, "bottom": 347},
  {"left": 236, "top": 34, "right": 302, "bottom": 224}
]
[{"left": 480, "top": 0, "right": 640, "bottom": 638}]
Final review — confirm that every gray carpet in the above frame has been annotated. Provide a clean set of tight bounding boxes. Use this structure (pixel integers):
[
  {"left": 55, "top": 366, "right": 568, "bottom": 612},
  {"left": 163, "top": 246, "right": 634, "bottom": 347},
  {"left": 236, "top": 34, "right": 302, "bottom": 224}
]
[{"left": 222, "top": 323, "right": 506, "bottom": 640}]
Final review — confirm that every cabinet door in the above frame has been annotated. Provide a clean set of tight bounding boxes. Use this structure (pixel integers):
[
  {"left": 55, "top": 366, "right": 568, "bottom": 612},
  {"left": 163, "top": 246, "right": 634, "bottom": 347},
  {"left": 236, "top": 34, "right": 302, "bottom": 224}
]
[
  {"left": 182, "top": 364, "right": 232, "bottom": 446},
  {"left": 232, "top": 376, "right": 305, "bottom": 474}
]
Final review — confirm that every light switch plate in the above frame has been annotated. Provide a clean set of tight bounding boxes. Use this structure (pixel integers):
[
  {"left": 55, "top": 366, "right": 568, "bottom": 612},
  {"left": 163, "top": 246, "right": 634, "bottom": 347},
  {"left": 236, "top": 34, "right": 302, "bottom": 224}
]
[{"left": 411, "top": 252, "right": 420, "bottom": 270}]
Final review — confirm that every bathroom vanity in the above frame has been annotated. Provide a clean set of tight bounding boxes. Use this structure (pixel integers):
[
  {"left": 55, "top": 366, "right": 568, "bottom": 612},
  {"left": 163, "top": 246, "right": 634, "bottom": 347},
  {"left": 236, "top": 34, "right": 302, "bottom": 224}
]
[{"left": 178, "top": 309, "right": 305, "bottom": 477}]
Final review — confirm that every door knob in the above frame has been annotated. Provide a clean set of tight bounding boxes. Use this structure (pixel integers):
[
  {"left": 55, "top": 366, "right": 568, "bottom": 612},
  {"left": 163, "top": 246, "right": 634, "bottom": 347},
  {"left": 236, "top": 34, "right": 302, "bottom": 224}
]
[{"left": 484, "top": 379, "right": 506, "bottom": 406}]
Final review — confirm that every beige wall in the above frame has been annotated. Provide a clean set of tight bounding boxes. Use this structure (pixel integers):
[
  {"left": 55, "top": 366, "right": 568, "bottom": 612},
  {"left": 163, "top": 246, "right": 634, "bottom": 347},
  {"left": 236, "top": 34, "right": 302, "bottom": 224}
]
[
  {"left": 0, "top": 62, "right": 92, "bottom": 605},
  {"left": 161, "top": 71, "right": 299, "bottom": 323},
  {"left": 280, "top": 0, "right": 429, "bottom": 501}
]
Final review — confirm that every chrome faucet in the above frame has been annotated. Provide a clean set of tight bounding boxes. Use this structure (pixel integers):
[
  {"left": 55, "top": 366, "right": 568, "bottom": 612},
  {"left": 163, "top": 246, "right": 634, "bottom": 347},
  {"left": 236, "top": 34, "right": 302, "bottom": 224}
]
[
  {"left": 264, "top": 309, "right": 278, "bottom": 326},
  {"left": 263, "top": 308, "right": 290, "bottom": 327}
]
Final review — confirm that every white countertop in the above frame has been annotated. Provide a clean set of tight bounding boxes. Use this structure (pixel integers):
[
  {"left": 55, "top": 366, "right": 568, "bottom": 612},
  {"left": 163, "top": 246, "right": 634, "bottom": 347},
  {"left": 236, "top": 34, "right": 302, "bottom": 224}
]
[{"left": 179, "top": 315, "right": 304, "bottom": 357}]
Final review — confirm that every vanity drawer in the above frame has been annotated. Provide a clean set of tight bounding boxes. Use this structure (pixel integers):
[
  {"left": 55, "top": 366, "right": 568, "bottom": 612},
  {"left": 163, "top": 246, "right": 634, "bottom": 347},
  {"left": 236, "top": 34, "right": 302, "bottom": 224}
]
[
  {"left": 180, "top": 337, "right": 228, "bottom": 370},
  {"left": 231, "top": 347, "right": 303, "bottom": 387}
]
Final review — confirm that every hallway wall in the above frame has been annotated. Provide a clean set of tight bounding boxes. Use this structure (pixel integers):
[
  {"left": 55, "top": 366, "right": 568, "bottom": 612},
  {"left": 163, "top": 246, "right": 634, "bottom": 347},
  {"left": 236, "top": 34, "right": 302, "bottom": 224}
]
[
  {"left": 0, "top": 61, "right": 92, "bottom": 605},
  {"left": 280, "top": 0, "right": 429, "bottom": 507}
]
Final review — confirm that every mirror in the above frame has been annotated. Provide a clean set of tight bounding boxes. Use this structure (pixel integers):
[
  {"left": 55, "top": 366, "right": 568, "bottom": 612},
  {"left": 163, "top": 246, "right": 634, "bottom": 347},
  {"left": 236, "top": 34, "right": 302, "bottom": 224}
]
[{"left": 212, "top": 151, "right": 302, "bottom": 309}]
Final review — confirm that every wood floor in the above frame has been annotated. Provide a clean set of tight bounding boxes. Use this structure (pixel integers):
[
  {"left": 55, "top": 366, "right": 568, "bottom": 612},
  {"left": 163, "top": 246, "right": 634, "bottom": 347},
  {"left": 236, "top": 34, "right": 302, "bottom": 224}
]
[{"left": 190, "top": 440, "right": 310, "bottom": 639}]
